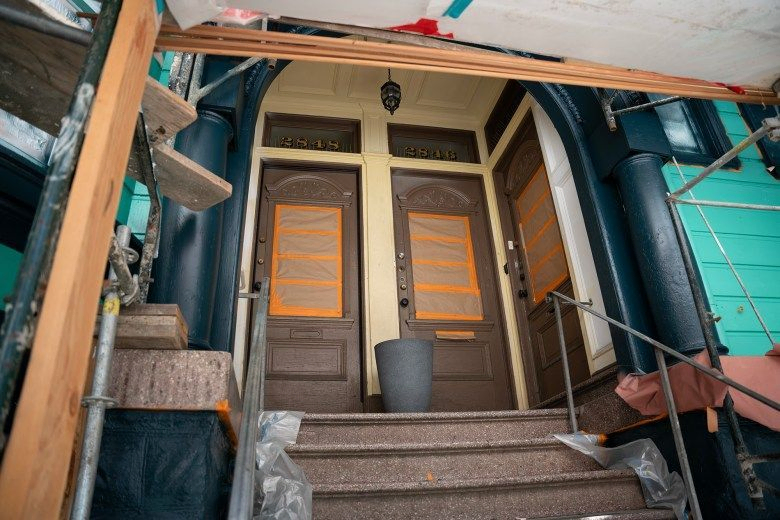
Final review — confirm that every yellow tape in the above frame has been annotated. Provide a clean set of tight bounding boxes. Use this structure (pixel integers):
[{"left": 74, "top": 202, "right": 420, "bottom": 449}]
[{"left": 103, "top": 296, "right": 120, "bottom": 316}]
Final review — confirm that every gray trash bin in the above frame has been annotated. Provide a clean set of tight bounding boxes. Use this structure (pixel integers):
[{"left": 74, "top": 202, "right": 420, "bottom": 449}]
[{"left": 374, "top": 339, "right": 433, "bottom": 412}]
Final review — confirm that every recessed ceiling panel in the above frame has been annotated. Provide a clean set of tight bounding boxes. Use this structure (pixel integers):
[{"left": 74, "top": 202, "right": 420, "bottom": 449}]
[
  {"left": 277, "top": 61, "right": 340, "bottom": 97},
  {"left": 416, "top": 73, "right": 480, "bottom": 110}
]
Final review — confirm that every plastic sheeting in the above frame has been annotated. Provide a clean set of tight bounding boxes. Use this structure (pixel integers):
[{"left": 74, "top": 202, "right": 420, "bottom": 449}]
[
  {"left": 515, "top": 164, "right": 567, "bottom": 304},
  {"left": 616, "top": 350, "right": 780, "bottom": 432},
  {"left": 554, "top": 433, "right": 687, "bottom": 520},
  {"left": 270, "top": 204, "right": 342, "bottom": 318},
  {"left": 254, "top": 411, "right": 312, "bottom": 520},
  {"left": 408, "top": 212, "right": 483, "bottom": 321}
]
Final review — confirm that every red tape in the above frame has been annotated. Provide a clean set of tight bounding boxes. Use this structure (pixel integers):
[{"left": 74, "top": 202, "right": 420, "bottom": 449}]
[
  {"left": 713, "top": 82, "right": 747, "bottom": 95},
  {"left": 388, "top": 18, "right": 454, "bottom": 38}
]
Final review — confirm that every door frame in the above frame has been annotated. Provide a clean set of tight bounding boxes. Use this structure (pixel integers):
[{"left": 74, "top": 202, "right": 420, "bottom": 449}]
[
  {"left": 245, "top": 158, "right": 366, "bottom": 408},
  {"left": 390, "top": 166, "right": 518, "bottom": 409}
]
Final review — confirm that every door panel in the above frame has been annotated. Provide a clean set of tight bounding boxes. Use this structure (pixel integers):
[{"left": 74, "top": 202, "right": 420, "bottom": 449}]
[
  {"left": 253, "top": 164, "right": 361, "bottom": 412},
  {"left": 392, "top": 169, "right": 513, "bottom": 411},
  {"left": 495, "top": 115, "right": 589, "bottom": 405}
]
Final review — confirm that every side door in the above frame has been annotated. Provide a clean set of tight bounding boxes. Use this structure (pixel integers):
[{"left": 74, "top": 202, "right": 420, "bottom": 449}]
[
  {"left": 392, "top": 169, "right": 513, "bottom": 411},
  {"left": 253, "top": 163, "right": 361, "bottom": 412},
  {"left": 497, "top": 116, "right": 589, "bottom": 405}
]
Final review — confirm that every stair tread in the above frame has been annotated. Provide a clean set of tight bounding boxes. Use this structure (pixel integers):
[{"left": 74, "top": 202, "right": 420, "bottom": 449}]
[
  {"left": 288, "top": 436, "right": 569, "bottom": 454},
  {"left": 302, "top": 409, "right": 570, "bottom": 423},
  {"left": 313, "top": 469, "right": 638, "bottom": 495},
  {"left": 529, "top": 509, "right": 676, "bottom": 519}
]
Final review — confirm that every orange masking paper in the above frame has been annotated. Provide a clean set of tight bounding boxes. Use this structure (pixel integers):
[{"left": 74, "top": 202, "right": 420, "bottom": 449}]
[{"left": 616, "top": 350, "right": 780, "bottom": 432}]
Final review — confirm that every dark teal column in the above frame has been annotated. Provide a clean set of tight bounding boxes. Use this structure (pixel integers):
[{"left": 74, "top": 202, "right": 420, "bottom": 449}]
[
  {"left": 150, "top": 111, "right": 233, "bottom": 349},
  {"left": 611, "top": 153, "right": 722, "bottom": 357}
]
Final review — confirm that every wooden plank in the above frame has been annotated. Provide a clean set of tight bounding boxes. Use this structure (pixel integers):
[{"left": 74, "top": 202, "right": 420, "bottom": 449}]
[
  {"left": 141, "top": 78, "right": 197, "bottom": 143},
  {"left": 0, "top": 1, "right": 159, "bottom": 517},
  {"left": 156, "top": 25, "right": 780, "bottom": 105},
  {"left": 96, "top": 303, "right": 189, "bottom": 350},
  {"left": 107, "top": 349, "right": 241, "bottom": 444},
  {"left": 0, "top": 18, "right": 83, "bottom": 135},
  {"left": 154, "top": 144, "right": 233, "bottom": 211}
]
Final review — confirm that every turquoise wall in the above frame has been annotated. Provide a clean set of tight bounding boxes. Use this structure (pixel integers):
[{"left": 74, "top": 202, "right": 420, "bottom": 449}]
[
  {"left": 0, "top": 245, "right": 22, "bottom": 302},
  {"left": 661, "top": 101, "right": 780, "bottom": 356}
]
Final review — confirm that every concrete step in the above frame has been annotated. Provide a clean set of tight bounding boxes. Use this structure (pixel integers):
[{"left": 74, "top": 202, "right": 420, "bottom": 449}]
[
  {"left": 297, "top": 410, "right": 572, "bottom": 446},
  {"left": 311, "top": 469, "right": 651, "bottom": 519},
  {"left": 287, "top": 437, "right": 601, "bottom": 485}
]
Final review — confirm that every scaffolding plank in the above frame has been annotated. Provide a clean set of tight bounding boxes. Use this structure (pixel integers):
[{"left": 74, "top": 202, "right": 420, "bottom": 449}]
[
  {"left": 153, "top": 144, "right": 233, "bottom": 211},
  {"left": 0, "top": 1, "right": 159, "bottom": 517},
  {"left": 142, "top": 78, "right": 197, "bottom": 142},
  {"left": 0, "top": 17, "right": 83, "bottom": 135}
]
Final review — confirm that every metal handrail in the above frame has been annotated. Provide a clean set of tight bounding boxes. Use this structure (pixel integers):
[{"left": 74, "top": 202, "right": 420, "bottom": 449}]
[
  {"left": 228, "top": 277, "right": 271, "bottom": 520},
  {"left": 547, "top": 290, "right": 780, "bottom": 520}
]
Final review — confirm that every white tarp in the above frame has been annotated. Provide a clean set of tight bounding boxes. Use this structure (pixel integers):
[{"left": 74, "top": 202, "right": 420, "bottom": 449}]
[{"left": 219, "top": 0, "right": 780, "bottom": 89}]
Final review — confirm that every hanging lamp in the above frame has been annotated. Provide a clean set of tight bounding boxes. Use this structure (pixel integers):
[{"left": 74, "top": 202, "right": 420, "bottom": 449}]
[{"left": 380, "top": 69, "right": 401, "bottom": 115}]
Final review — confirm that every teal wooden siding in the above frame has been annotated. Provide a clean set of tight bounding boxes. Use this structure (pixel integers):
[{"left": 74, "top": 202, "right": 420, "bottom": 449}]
[
  {"left": 661, "top": 101, "right": 780, "bottom": 356},
  {"left": 0, "top": 244, "right": 22, "bottom": 302}
]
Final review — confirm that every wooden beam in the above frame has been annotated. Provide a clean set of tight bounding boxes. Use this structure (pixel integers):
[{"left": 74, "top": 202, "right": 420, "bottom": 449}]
[
  {"left": 156, "top": 25, "right": 780, "bottom": 105},
  {"left": 0, "top": 1, "right": 159, "bottom": 517}
]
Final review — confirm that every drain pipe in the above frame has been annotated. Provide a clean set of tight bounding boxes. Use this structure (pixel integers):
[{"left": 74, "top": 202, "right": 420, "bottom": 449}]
[{"left": 70, "top": 225, "right": 133, "bottom": 520}]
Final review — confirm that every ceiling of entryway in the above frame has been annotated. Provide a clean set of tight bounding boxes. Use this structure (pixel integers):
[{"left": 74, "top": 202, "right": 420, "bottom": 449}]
[{"left": 262, "top": 60, "right": 507, "bottom": 123}]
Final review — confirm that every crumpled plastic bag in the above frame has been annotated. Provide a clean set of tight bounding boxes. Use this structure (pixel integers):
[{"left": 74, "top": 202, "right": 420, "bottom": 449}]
[
  {"left": 554, "top": 433, "right": 687, "bottom": 520},
  {"left": 254, "top": 411, "right": 312, "bottom": 520}
]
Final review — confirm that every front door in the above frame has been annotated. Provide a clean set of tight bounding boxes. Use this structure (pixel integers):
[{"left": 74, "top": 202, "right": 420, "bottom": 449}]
[
  {"left": 253, "top": 163, "right": 361, "bottom": 412},
  {"left": 392, "top": 169, "right": 513, "bottom": 411},
  {"left": 495, "top": 116, "right": 589, "bottom": 405}
]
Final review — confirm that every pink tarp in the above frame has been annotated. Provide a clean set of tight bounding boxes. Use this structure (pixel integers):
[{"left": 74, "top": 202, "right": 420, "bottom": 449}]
[{"left": 616, "top": 350, "right": 780, "bottom": 432}]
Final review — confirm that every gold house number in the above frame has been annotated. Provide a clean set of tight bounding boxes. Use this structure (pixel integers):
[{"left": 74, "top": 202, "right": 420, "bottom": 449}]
[
  {"left": 403, "top": 146, "right": 457, "bottom": 161},
  {"left": 279, "top": 136, "right": 341, "bottom": 152}
]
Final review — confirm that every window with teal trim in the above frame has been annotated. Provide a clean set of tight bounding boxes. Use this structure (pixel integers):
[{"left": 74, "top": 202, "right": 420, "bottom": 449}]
[{"left": 648, "top": 95, "right": 740, "bottom": 169}]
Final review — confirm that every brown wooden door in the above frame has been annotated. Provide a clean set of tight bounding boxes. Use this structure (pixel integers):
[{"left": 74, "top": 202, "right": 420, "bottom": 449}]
[
  {"left": 253, "top": 163, "right": 361, "bottom": 412},
  {"left": 495, "top": 116, "right": 589, "bottom": 405},
  {"left": 391, "top": 169, "right": 513, "bottom": 411}
]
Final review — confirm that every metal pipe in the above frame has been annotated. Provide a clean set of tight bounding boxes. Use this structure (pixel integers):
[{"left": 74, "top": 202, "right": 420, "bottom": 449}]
[
  {"left": 228, "top": 278, "right": 270, "bottom": 520},
  {"left": 134, "top": 114, "right": 162, "bottom": 303},
  {"left": 0, "top": 3, "right": 91, "bottom": 46},
  {"left": 611, "top": 95, "right": 683, "bottom": 116},
  {"left": 552, "top": 297, "right": 578, "bottom": 433},
  {"left": 548, "top": 291, "right": 780, "bottom": 413},
  {"left": 189, "top": 57, "right": 262, "bottom": 106},
  {"left": 70, "top": 225, "right": 132, "bottom": 520},
  {"left": 0, "top": 0, "right": 122, "bottom": 454},
  {"left": 667, "top": 200, "right": 765, "bottom": 505},
  {"left": 107, "top": 235, "right": 139, "bottom": 305},
  {"left": 654, "top": 348, "right": 703, "bottom": 520},
  {"left": 673, "top": 198, "right": 780, "bottom": 212},
  {"left": 668, "top": 120, "right": 777, "bottom": 199}
]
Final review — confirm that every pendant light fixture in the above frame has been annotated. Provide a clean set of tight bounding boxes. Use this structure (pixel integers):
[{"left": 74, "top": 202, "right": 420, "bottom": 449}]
[{"left": 380, "top": 69, "right": 401, "bottom": 115}]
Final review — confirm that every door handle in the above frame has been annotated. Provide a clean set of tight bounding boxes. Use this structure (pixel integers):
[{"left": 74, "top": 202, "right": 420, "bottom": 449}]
[
  {"left": 399, "top": 298, "right": 409, "bottom": 308},
  {"left": 518, "top": 289, "right": 528, "bottom": 299}
]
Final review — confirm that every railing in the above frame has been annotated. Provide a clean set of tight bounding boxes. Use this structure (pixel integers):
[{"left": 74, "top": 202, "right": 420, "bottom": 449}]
[
  {"left": 228, "top": 277, "right": 271, "bottom": 520},
  {"left": 547, "top": 290, "right": 780, "bottom": 520},
  {"left": 547, "top": 115, "right": 780, "bottom": 520}
]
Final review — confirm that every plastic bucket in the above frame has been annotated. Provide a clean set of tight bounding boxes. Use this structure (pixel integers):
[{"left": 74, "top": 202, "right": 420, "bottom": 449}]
[{"left": 374, "top": 339, "right": 433, "bottom": 412}]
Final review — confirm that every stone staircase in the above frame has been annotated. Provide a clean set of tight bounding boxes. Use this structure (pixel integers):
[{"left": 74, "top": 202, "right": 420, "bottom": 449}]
[{"left": 287, "top": 410, "right": 676, "bottom": 519}]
